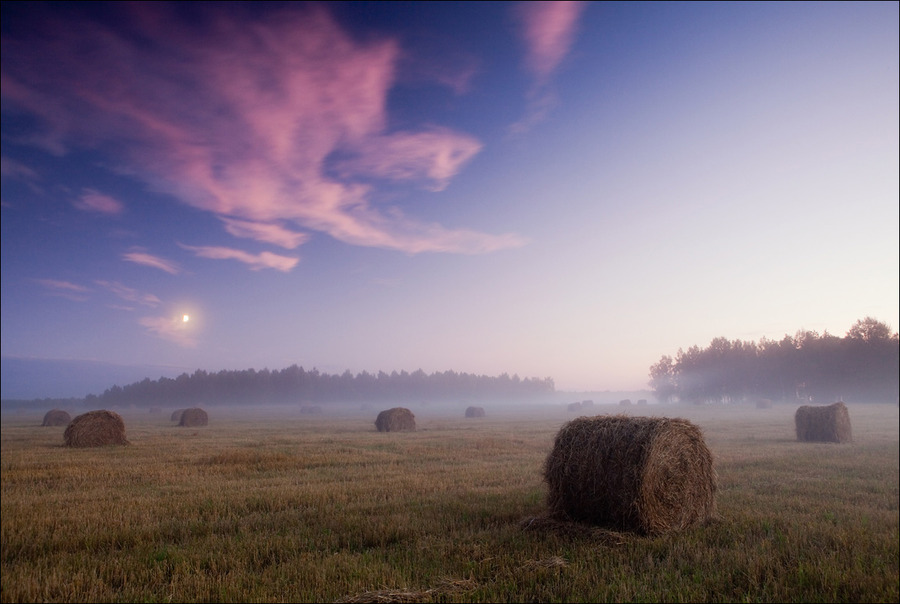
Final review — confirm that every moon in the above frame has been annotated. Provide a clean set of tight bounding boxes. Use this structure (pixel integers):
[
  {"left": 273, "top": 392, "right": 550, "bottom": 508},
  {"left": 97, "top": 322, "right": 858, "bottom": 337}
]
[{"left": 182, "top": 314, "right": 190, "bottom": 323}]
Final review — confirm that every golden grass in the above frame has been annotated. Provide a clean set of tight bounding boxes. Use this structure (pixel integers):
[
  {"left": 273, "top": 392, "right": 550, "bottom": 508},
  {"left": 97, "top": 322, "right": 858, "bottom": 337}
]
[{"left": 2, "top": 402, "right": 898, "bottom": 603}]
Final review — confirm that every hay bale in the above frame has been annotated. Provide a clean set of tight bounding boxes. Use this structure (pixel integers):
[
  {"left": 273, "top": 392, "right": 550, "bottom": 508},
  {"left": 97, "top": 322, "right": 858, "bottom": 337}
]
[
  {"left": 375, "top": 407, "right": 416, "bottom": 432},
  {"left": 756, "top": 398, "right": 773, "bottom": 409},
  {"left": 149, "top": 406, "right": 162, "bottom": 415},
  {"left": 465, "top": 406, "right": 486, "bottom": 418},
  {"left": 179, "top": 407, "right": 208, "bottom": 427},
  {"left": 567, "top": 402, "right": 582, "bottom": 412},
  {"left": 619, "top": 399, "right": 632, "bottom": 406},
  {"left": 41, "top": 409, "right": 71, "bottom": 427},
  {"left": 543, "top": 415, "right": 717, "bottom": 535},
  {"left": 300, "top": 405, "right": 323, "bottom": 415},
  {"left": 63, "top": 410, "right": 129, "bottom": 447},
  {"left": 637, "top": 399, "right": 648, "bottom": 406},
  {"left": 795, "top": 402, "right": 852, "bottom": 443},
  {"left": 170, "top": 408, "right": 187, "bottom": 422}
]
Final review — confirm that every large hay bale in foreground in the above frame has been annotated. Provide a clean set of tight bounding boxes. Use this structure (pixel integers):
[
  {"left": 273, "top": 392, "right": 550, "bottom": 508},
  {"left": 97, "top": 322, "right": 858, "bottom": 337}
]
[
  {"left": 179, "top": 407, "right": 208, "bottom": 427},
  {"left": 63, "top": 410, "right": 129, "bottom": 447},
  {"left": 375, "top": 407, "right": 416, "bottom": 432},
  {"left": 795, "top": 402, "right": 851, "bottom": 443},
  {"left": 170, "top": 408, "right": 187, "bottom": 422},
  {"left": 42, "top": 409, "right": 71, "bottom": 427},
  {"left": 465, "top": 406, "right": 486, "bottom": 418},
  {"left": 543, "top": 415, "right": 717, "bottom": 535}
]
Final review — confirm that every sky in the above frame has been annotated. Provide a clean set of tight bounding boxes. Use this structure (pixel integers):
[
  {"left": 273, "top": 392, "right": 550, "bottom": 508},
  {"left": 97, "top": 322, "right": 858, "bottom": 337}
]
[{"left": 2, "top": 1, "right": 898, "bottom": 399}]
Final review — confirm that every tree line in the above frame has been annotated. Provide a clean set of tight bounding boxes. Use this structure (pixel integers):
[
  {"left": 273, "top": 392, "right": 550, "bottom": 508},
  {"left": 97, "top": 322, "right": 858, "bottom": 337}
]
[
  {"left": 648, "top": 317, "right": 899, "bottom": 404},
  {"left": 80, "top": 366, "right": 556, "bottom": 409}
]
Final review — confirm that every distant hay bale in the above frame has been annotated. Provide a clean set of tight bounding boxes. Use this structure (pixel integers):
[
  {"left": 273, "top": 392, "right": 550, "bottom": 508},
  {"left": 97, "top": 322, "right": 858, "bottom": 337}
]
[
  {"left": 543, "top": 415, "right": 717, "bottom": 535},
  {"left": 619, "top": 399, "right": 632, "bottom": 406},
  {"left": 465, "top": 406, "right": 486, "bottom": 418},
  {"left": 63, "top": 410, "right": 129, "bottom": 447},
  {"left": 170, "top": 408, "right": 187, "bottom": 422},
  {"left": 756, "top": 399, "right": 773, "bottom": 409},
  {"left": 567, "top": 402, "right": 582, "bottom": 412},
  {"left": 179, "top": 407, "right": 208, "bottom": 427},
  {"left": 795, "top": 402, "right": 852, "bottom": 443},
  {"left": 375, "top": 407, "right": 416, "bottom": 432},
  {"left": 300, "top": 404, "right": 323, "bottom": 415},
  {"left": 637, "top": 399, "right": 648, "bottom": 406},
  {"left": 149, "top": 406, "right": 162, "bottom": 414},
  {"left": 41, "top": 409, "right": 71, "bottom": 427},
  {"left": 581, "top": 400, "right": 594, "bottom": 408}
]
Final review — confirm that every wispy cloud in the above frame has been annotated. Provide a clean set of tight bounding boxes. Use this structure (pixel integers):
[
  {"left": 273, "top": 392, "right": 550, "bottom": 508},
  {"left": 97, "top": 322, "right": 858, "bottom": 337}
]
[
  {"left": 73, "top": 188, "right": 124, "bottom": 215},
  {"left": 1, "top": 4, "right": 525, "bottom": 256},
  {"left": 122, "top": 250, "right": 181, "bottom": 274},
  {"left": 510, "top": 1, "right": 587, "bottom": 133},
  {"left": 179, "top": 244, "right": 299, "bottom": 272},
  {"left": 219, "top": 217, "right": 309, "bottom": 249},
  {"left": 139, "top": 315, "right": 196, "bottom": 348},
  {"left": 1, "top": 156, "right": 38, "bottom": 180},
  {"left": 94, "top": 280, "right": 161, "bottom": 307},
  {"left": 35, "top": 278, "right": 90, "bottom": 301}
]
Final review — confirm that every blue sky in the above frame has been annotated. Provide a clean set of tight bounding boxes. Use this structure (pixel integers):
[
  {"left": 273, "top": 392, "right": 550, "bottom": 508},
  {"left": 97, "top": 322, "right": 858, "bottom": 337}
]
[{"left": 2, "top": 1, "right": 898, "bottom": 399}]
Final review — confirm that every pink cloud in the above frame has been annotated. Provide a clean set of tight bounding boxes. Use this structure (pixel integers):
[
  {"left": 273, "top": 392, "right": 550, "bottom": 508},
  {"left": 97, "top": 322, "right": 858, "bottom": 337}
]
[
  {"left": 179, "top": 244, "right": 299, "bottom": 272},
  {"left": 35, "top": 278, "right": 89, "bottom": 301},
  {"left": 1, "top": 5, "right": 523, "bottom": 255},
  {"left": 94, "top": 280, "right": 161, "bottom": 307},
  {"left": 139, "top": 315, "right": 196, "bottom": 348},
  {"left": 122, "top": 250, "right": 181, "bottom": 274},
  {"left": 515, "top": 1, "right": 586, "bottom": 82},
  {"left": 219, "top": 217, "right": 309, "bottom": 249},
  {"left": 74, "top": 189, "right": 124, "bottom": 215}
]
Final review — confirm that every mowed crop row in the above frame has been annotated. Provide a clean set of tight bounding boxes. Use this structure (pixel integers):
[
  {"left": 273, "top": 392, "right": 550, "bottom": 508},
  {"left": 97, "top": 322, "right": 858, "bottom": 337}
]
[{"left": 2, "top": 402, "right": 898, "bottom": 603}]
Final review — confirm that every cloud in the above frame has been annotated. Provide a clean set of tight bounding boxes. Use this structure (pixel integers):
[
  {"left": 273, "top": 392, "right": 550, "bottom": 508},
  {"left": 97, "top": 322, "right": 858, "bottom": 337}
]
[
  {"left": 510, "top": 1, "right": 586, "bottom": 133},
  {"left": 122, "top": 250, "right": 181, "bottom": 274},
  {"left": 515, "top": 1, "right": 586, "bottom": 83},
  {"left": 1, "top": 156, "right": 38, "bottom": 180},
  {"left": 73, "top": 188, "right": 124, "bottom": 214},
  {"left": 219, "top": 217, "right": 309, "bottom": 249},
  {"left": 179, "top": 244, "right": 299, "bottom": 272},
  {"left": 35, "top": 278, "right": 90, "bottom": 301},
  {"left": 139, "top": 315, "right": 196, "bottom": 348},
  {"left": 94, "top": 280, "right": 161, "bottom": 307},
  {"left": 1, "top": 4, "right": 524, "bottom": 256}
]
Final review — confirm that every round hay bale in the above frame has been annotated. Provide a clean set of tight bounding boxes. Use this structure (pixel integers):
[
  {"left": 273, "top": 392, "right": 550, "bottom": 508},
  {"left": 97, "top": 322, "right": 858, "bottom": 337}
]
[
  {"left": 795, "top": 402, "right": 851, "bottom": 443},
  {"left": 619, "top": 399, "right": 633, "bottom": 406},
  {"left": 63, "top": 410, "right": 129, "bottom": 447},
  {"left": 41, "top": 409, "right": 71, "bottom": 427},
  {"left": 567, "top": 402, "right": 582, "bottom": 412},
  {"left": 179, "top": 407, "right": 208, "bottom": 427},
  {"left": 756, "top": 398, "right": 773, "bottom": 409},
  {"left": 300, "top": 404, "right": 323, "bottom": 415},
  {"left": 374, "top": 407, "right": 416, "bottom": 432},
  {"left": 170, "top": 408, "right": 187, "bottom": 422},
  {"left": 637, "top": 399, "right": 648, "bottom": 406},
  {"left": 465, "top": 406, "right": 486, "bottom": 418},
  {"left": 543, "top": 414, "right": 717, "bottom": 535}
]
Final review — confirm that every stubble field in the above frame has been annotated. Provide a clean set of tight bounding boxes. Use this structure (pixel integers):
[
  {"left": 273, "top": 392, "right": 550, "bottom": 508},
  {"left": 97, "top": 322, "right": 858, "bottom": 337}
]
[{"left": 2, "top": 401, "right": 898, "bottom": 603}]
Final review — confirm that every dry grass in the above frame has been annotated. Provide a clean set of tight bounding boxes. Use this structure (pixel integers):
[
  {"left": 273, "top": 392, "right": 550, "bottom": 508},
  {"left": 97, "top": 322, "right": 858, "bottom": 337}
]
[
  {"left": 179, "top": 407, "right": 209, "bottom": 427},
  {"left": 543, "top": 415, "right": 717, "bottom": 535},
  {"left": 795, "top": 402, "right": 852, "bottom": 443},
  {"left": 62, "top": 409, "right": 129, "bottom": 447},
  {"left": 374, "top": 407, "right": 416, "bottom": 432},
  {"left": 41, "top": 409, "right": 71, "bottom": 427}
]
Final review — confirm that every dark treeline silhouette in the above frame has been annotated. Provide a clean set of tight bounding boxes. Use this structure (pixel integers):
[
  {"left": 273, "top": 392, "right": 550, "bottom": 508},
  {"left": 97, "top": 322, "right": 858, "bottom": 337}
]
[
  {"left": 79, "top": 367, "right": 556, "bottom": 409},
  {"left": 648, "top": 317, "right": 899, "bottom": 405}
]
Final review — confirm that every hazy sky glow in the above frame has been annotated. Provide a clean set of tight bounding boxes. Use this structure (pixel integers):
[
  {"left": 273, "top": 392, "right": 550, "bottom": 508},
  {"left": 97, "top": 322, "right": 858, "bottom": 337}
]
[{"left": 2, "top": 1, "right": 898, "bottom": 398}]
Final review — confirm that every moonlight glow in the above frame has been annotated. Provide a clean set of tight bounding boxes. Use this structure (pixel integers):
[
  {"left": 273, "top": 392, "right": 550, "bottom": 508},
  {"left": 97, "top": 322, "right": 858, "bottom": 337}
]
[{"left": 182, "top": 315, "right": 190, "bottom": 323}]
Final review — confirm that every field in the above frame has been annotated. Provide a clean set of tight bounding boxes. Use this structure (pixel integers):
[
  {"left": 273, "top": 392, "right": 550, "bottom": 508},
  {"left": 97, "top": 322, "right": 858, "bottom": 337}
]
[{"left": 2, "top": 401, "right": 898, "bottom": 603}]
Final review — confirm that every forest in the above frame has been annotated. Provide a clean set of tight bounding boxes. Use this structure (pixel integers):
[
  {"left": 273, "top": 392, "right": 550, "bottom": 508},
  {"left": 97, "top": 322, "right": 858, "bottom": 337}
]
[
  {"left": 648, "top": 317, "right": 899, "bottom": 404},
  {"left": 71, "top": 367, "right": 557, "bottom": 410}
]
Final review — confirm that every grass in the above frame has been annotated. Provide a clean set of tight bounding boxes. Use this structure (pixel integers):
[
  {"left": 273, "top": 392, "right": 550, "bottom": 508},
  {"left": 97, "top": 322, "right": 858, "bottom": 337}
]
[{"left": 2, "top": 402, "right": 897, "bottom": 603}]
